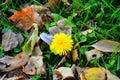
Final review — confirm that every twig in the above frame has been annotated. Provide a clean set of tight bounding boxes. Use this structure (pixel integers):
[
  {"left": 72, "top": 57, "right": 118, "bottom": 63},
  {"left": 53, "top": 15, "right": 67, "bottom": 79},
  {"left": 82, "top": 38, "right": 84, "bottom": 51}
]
[
  {"left": 0, "top": 0, "right": 9, "bottom": 6},
  {"left": 0, "top": 73, "right": 7, "bottom": 80},
  {"left": 55, "top": 56, "right": 66, "bottom": 68}
]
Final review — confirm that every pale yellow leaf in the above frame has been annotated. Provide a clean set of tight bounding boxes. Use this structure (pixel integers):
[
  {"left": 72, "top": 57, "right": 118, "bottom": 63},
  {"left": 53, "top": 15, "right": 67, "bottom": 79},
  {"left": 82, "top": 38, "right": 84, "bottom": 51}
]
[{"left": 84, "top": 67, "right": 106, "bottom": 80}]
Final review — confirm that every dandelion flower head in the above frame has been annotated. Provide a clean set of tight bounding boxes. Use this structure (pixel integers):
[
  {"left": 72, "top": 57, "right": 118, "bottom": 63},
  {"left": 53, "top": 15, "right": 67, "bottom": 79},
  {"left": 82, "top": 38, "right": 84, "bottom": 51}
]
[{"left": 50, "top": 32, "right": 73, "bottom": 56}]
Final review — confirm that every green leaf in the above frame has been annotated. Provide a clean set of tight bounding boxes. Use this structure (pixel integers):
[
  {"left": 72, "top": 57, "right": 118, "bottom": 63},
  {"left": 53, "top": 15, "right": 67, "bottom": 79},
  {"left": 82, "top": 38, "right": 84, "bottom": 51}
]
[
  {"left": 88, "top": 31, "right": 96, "bottom": 37},
  {"left": 14, "top": 48, "right": 21, "bottom": 53},
  {"left": 64, "top": 62, "right": 71, "bottom": 67},
  {"left": 22, "top": 23, "right": 38, "bottom": 56},
  {"left": 51, "top": 13, "right": 62, "bottom": 22},
  {"left": 80, "top": 36, "right": 87, "bottom": 42},
  {"left": 31, "top": 74, "right": 41, "bottom": 80},
  {"left": 0, "top": 45, "right": 4, "bottom": 58},
  {"left": 109, "top": 59, "right": 115, "bottom": 66},
  {"left": 80, "top": 46, "right": 88, "bottom": 55},
  {"left": 95, "top": 12, "right": 103, "bottom": 19},
  {"left": 0, "top": 51, "right": 4, "bottom": 58}
]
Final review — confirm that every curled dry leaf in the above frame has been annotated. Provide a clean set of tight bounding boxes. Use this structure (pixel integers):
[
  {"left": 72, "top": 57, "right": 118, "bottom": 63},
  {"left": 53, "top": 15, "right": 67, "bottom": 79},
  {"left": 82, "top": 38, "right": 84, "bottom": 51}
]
[
  {"left": 22, "top": 23, "right": 38, "bottom": 56},
  {"left": 85, "top": 49, "right": 103, "bottom": 61},
  {"left": 106, "top": 69, "right": 120, "bottom": 80},
  {"left": 54, "top": 67, "right": 74, "bottom": 79},
  {"left": 49, "top": 18, "right": 72, "bottom": 35},
  {"left": 76, "top": 66, "right": 87, "bottom": 80},
  {"left": 2, "top": 30, "right": 18, "bottom": 51},
  {"left": 9, "top": 5, "right": 53, "bottom": 31},
  {"left": 0, "top": 52, "right": 29, "bottom": 72},
  {"left": 91, "top": 40, "right": 120, "bottom": 52},
  {"left": 22, "top": 56, "right": 46, "bottom": 75},
  {"left": 22, "top": 58, "right": 36, "bottom": 75},
  {"left": 30, "top": 56, "right": 46, "bottom": 75},
  {"left": 53, "top": 72, "right": 62, "bottom": 80}
]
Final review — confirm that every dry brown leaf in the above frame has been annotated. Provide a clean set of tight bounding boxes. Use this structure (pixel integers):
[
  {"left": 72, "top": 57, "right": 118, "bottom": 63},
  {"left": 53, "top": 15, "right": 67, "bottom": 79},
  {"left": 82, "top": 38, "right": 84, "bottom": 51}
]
[
  {"left": 7, "top": 68, "right": 28, "bottom": 79},
  {"left": 2, "top": 30, "right": 24, "bottom": 51},
  {"left": 31, "top": 5, "right": 53, "bottom": 27},
  {"left": 54, "top": 67, "right": 74, "bottom": 79},
  {"left": 92, "top": 40, "right": 120, "bottom": 52},
  {"left": 49, "top": 18, "right": 72, "bottom": 35},
  {"left": 32, "top": 45, "right": 43, "bottom": 56},
  {"left": 0, "top": 52, "right": 29, "bottom": 72},
  {"left": 49, "top": 26, "right": 61, "bottom": 35},
  {"left": 106, "top": 69, "right": 120, "bottom": 80},
  {"left": 85, "top": 49, "right": 103, "bottom": 61},
  {"left": 72, "top": 49, "right": 78, "bottom": 62},
  {"left": 17, "top": 33, "right": 24, "bottom": 47},
  {"left": 5, "top": 76, "right": 26, "bottom": 80},
  {"left": 9, "top": 6, "right": 34, "bottom": 31},
  {"left": 2, "top": 30, "right": 19, "bottom": 51},
  {"left": 76, "top": 66, "right": 87, "bottom": 80},
  {"left": 30, "top": 56, "right": 46, "bottom": 75},
  {"left": 22, "top": 59, "right": 36, "bottom": 75},
  {"left": 84, "top": 67, "right": 106, "bottom": 80},
  {"left": 22, "top": 56, "right": 46, "bottom": 75},
  {"left": 53, "top": 72, "right": 62, "bottom": 80},
  {"left": 9, "top": 5, "right": 53, "bottom": 31},
  {"left": 57, "top": 18, "right": 72, "bottom": 35}
]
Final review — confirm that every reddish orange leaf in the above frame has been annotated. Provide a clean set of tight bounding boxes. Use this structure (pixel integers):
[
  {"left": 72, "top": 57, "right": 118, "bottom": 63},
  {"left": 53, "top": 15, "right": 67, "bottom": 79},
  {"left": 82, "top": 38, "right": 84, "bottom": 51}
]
[{"left": 9, "top": 6, "right": 34, "bottom": 31}]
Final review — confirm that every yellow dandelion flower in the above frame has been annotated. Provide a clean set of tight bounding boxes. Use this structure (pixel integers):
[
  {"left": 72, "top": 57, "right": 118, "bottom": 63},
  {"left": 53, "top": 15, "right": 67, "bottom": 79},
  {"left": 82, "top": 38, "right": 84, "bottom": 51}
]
[{"left": 50, "top": 32, "right": 73, "bottom": 56}]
